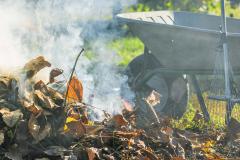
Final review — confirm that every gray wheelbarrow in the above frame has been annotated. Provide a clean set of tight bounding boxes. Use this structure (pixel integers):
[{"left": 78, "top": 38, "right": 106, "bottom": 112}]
[{"left": 117, "top": 11, "right": 240, "bottom": 128}]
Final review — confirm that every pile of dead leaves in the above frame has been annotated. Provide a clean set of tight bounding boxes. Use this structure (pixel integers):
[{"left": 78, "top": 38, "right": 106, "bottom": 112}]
[{"left": 1, "top": 56, "right": 240, "bottom": 160}]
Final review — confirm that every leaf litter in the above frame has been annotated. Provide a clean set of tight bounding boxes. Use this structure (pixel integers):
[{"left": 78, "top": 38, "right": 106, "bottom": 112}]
[{"left": 0, "top": 56, "right": 240, "bottom": 159}]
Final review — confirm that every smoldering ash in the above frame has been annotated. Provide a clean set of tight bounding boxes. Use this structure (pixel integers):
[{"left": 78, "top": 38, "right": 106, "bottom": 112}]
[{"left": 0, "top": 0, "right": 136, "bottom": 120}]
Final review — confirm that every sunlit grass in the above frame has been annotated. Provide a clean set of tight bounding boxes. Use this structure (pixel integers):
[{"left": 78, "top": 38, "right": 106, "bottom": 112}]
[
  {"left": 110, "top": 36, "right": 144, "bottom": 66},
  {"left": 174, "top": 93, "right": 240, "bottom": 130}
]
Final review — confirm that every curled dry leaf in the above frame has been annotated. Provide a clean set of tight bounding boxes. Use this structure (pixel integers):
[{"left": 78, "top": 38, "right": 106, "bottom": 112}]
[
  {"left": 0, "top": 109, "right": 23, "bottom": 127},
  {"left": 49, "top": 68, "right": 63, "bottom": 83},
  {"left": 34, "top": 90, "right": 55, "bottom": 109},
  {"left": 66, "top": 76, "right": 83, "bottom": 103},
  {"left": 34, "top": 80, "right": 48, "bottom": 92},
  {"left": 34, "top": 80, "right": 64, "bottom": 105},
  {"left": 21, "top": 100, "right": 42, "bottom": 115},
  {"left": 23, "top": 56, "right": 51, "bottom": 79}
]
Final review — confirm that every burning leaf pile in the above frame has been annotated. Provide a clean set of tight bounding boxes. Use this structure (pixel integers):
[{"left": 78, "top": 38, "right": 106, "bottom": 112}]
[{"left": 1, "top": 56, "right": 240, "bottom": 160}]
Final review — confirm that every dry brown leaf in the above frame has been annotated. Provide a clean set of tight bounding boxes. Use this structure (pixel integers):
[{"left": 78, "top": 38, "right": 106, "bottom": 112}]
[
  {"left": 0, "top": 76, "right": 9, "bottom": 89},
  {"left": 49, "top": 68, "right": 63, "bottom": 83},
  {"left": 203, "top": 152, "right": 224, "bottom": 160},
  {"left": 23, "top": 56, "right": 51, "bottom": 79},
  {"left": 112, "top": 114, "right": 128, "bottom": 128},
  {"left": 140, "top": 148, "right": 158, "bottom": 160},
  {"left": 161, "top": 127, "right": 173, "bottom": 136},
  {"left": 66, "top": 76, "right": 83, "bottom": 103},
  {"left": 34, "top": 80, "right": 64, "bottom": 105},
  {"left": 86, "top": 147, "right": 99, "bottom": 160},
  {"left": 159, "top": 131, "right": 171, "bottom": 143},
  {"left": 67, "top": 107, "right": 81, "bottom": 120},
  {"left": 34, "top": 90, "right": 55, "bottom": 109},
  {"left": 34, "top": 80, "right": 49, "bottom": 93},
  {"left": 85, "top": 125, "right": 104, "bottom": 135},
  {"left": 144, "top": 90, "right": 161, "bottom": 107},
  {"left": 66, "top": 120, "right": 86, "bottom": 137},
  {"left": 21, "top": 100, "right": 42, "bottom": 115},
  {"left": 1, "top": 109, "right": 23, "bottom": 127},
  {"left": 47, "top": 87, "right": 64, "bottom": 103},
  {"left": 0, "top": 107, "right": 10, "bottom": 115}
]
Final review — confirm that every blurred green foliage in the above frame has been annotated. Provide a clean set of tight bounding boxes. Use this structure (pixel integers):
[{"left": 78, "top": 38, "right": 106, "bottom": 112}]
[
  {"left": 113, "top": 0, "right": 240, "bottom": 67},
  {"left": 110, "top": 36, "right": 144, "bottom": 66},
  {"left": 129, "top": 0, "right": 240, "bottom": 17}
]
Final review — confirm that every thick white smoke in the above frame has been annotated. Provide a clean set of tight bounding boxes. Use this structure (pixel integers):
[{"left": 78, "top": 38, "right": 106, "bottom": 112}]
[{"left": 0, "top": 0, "right": 136, "bottom": 119}]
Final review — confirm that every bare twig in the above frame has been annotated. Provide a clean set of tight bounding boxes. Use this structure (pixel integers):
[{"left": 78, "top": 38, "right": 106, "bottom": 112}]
[{"left": 64, "top": 48, "right": 85, "bottom": 107}]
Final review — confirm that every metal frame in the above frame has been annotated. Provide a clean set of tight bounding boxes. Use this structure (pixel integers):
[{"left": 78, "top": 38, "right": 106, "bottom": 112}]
[
  {"left": 129, "top": 0, "right": 240, "bottom": 125},
  {"left": 134, "top": 64, "right": 211, "bottom": 122},
  {"left": 208, "top": 0, "right": 240, "bottom": 125}
]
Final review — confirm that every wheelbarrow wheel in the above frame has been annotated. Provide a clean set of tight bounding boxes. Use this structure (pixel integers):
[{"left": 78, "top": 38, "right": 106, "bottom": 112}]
[{"left": 126, "top": 54, "right": 189, "bottom": 128}]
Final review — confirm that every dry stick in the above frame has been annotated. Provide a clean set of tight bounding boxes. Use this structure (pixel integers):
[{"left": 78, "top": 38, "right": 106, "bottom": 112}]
[{"left": 64, "top": 48, "right": 85, "bottom": 107}]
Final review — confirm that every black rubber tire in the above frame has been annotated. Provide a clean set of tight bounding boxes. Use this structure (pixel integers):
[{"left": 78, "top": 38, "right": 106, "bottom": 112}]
[{"left": 127, "top": 54, "right": 189, "bottom": 128}]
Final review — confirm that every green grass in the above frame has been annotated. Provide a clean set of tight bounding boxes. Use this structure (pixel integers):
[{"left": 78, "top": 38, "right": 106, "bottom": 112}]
[
  {"left": 173, "top": 93, "right": 240, "bottom": 130},
  {"left": 110, "top": 36, "right": 144, "bottom": 66}
]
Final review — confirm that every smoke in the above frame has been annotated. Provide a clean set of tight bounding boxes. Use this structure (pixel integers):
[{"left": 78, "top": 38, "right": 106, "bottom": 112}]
[{"left": 0, "top": 0, "right": 136, "bottom": 119}]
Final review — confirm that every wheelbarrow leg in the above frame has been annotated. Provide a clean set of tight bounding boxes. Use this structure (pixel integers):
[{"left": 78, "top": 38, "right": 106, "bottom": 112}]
[{"left": 191, "top": 75, "right": 210, "bottom": 122}]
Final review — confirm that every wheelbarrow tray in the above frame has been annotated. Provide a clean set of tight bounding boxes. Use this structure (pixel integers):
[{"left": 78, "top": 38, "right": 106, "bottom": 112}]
[{"left": 117, "top": 11, "right": 240, "bottom": 74}]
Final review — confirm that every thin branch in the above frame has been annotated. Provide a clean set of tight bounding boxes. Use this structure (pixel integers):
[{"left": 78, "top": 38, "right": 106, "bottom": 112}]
[{"left": 64, "top": 48, "right": 85, "bottom": 107}]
